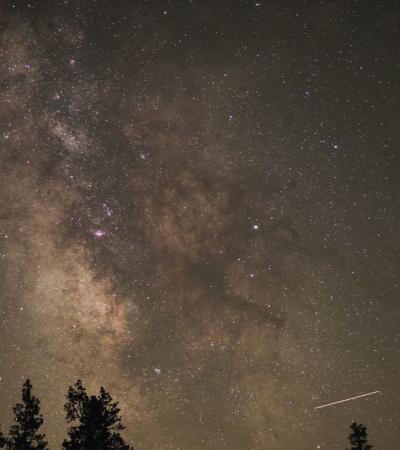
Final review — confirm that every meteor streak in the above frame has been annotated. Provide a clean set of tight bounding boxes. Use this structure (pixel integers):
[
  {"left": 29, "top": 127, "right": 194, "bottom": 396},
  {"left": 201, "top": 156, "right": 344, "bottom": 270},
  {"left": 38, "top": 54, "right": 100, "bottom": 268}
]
[{"left": 315, "top": 390, "right": 381, "bottom": 410}]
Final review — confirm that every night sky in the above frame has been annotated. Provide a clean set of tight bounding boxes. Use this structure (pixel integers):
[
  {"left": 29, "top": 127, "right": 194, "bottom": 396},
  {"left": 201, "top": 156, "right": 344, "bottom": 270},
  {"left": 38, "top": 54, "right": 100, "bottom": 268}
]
[{"left": 0, "top": 1, "right": 399, "bottom": 449}]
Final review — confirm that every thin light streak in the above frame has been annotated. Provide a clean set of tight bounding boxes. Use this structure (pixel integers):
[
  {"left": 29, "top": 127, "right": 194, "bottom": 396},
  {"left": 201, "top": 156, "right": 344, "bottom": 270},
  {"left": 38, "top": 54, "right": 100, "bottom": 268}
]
[{"left": 315, "top": 390, "right": 381, "bottom": 410}]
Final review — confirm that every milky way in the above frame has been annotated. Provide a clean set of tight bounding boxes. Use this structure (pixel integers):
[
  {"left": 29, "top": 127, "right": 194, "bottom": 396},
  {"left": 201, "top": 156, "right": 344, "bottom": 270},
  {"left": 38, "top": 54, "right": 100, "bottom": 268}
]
[{"left": 0, "top": 1, "right": 399, "bottom": 449}]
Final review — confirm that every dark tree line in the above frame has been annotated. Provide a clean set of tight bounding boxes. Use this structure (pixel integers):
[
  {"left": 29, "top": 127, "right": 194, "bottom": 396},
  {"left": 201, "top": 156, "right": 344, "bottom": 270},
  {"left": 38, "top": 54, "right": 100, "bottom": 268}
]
[
  {"left": 346, "top": 422, "right": 373, "bottom": 450},
  {"left": 0, "top": 379, "right": 133, "bottom": 450},
  {"left": 0, "top": 379, "right": 375, "bottom": 450}
]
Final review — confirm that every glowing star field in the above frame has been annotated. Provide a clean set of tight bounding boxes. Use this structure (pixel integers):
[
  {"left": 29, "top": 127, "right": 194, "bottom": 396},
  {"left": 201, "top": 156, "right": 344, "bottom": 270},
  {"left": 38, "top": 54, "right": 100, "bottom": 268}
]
[{"left": 0, "top": 1, "right": 399, "bottom": 449}]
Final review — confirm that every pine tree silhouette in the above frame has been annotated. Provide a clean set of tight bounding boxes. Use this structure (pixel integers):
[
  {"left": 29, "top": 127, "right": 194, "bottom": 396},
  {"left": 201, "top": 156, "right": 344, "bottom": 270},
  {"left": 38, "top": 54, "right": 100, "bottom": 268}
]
[
  {"left": 346, "top": 422, "right": 372, "bottom": 450},
  {"left": 0, "top": 430, "right": 5, "bottom": 448},
  {"left": 6, "top": 379, "right": 48, "bottom": 450},
  {"left": 62, "top": 380, "right": 134, "bottom": 450}
]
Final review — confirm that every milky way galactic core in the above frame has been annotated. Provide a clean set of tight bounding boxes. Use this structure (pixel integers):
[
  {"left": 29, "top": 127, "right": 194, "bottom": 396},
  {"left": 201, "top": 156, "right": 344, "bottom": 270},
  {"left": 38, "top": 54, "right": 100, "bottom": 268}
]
[{"left": 0, "top": 1, "right": 399, "bottom": 450}]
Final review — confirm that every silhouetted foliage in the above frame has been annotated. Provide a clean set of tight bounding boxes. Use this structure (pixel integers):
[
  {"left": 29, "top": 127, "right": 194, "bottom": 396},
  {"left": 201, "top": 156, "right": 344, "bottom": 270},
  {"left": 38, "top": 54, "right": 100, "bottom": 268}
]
[
  {"left": 6, "top": 379, "right": 48, "bottom": 450},
  {"left": 62, "top": 380, "right": 134, "bottom": 450},
  {"left": 0, "top": 430, "right": 6, "bottom": 448},
  {"left": 346, "top": 422, "right": 372, "bottom": 450}
]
